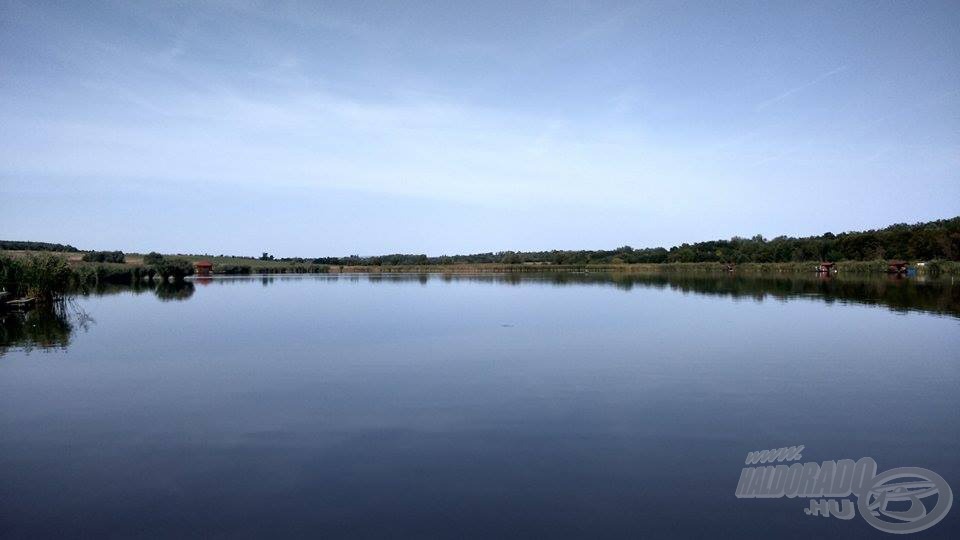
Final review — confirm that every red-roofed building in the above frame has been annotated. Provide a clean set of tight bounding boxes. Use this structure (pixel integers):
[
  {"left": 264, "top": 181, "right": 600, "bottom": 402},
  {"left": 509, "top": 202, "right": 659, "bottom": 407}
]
[{"left": 194, "top": 260, "right": 214, "bottom": 276}]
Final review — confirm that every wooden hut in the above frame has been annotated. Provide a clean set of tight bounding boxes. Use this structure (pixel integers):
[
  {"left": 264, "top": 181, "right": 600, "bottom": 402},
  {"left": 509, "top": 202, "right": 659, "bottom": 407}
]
[{"left": 194, "top": 260, "right": 214, "bottom": 276}]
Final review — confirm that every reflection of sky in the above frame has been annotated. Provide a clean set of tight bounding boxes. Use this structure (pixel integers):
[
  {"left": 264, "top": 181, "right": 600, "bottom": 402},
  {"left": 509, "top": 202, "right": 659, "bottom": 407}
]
[
  {"left": 1, "top": 276, "right": 958, "bottom": 537},
  {"left": 2, "top": 1, "right": 959, "bottom": 256}
]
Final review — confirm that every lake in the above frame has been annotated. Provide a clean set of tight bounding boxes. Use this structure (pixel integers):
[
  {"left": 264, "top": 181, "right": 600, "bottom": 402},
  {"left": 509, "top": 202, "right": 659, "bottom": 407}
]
[{"left": 1, "top": 273, "right": 958, "bottom": 538}]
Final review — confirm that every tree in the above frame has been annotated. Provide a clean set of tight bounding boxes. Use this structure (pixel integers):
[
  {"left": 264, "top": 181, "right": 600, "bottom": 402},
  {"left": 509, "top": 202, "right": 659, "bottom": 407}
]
[
  {"left": 143, "top": 252, "right": 164, "bottom": 266},
  {"left": 152, "top": 258, "right": 194, "bottom": 282}
]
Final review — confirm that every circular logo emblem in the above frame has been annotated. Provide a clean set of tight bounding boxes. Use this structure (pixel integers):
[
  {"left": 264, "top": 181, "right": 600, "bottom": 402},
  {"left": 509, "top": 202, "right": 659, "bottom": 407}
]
[{"left": 858, "top": 467, "right": 953, "bottom": 534}]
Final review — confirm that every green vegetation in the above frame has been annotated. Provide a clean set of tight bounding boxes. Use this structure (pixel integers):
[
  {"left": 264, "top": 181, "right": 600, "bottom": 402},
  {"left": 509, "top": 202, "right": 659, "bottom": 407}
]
[
  {"left": 81, "top": 250, "right": 126, "bottom": 263},
  {"left": 149, "top": 255, "right": 194, "bottom": 282},
  {"left": 1, "top": 217, "right": 959, "bottom": 303},
  {"left": 305, "top": 217, "right": 960, "bottom": 266},
  {"left": 0, "top": 252, "right": 195, "bottom": 303},
  {"left": 1, "top": 254, "right": 151, "bottom": 302},
  {"left": 1, "top": 254, "right": 73, "bottom": 302},
  {"left": 0, "top": 240, "right": 78, "bottom": 252},
  {"left": 73, "top": 263, "right": 147, "bottom": 286},
  {"left": 143, "top": 252, "right": 165, "bottom": 266},
  {"left": 219, "top": 264, "right": 253, "bottom": 275}
]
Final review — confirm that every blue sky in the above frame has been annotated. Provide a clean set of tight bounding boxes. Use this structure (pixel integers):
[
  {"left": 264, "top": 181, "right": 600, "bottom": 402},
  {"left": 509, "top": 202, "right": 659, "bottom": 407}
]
[{"left": 1, "top": 0, "right": 958, "bottom": 256}]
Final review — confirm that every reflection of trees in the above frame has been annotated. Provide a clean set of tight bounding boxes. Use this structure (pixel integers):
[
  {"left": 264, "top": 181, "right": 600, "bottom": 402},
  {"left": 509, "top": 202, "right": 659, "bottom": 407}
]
[
  {"left": 4, "top": 271, "right": 957, "bottom": 356},
  {"left": 621, "top": 273, "right": 960, "bottom": 317},
  {"left": 1, "top": 280, "right": 198, "bottom": 354},
  {"left": 154, "top": 281, "right": 195, "bottom": 301},
  {"left": 0, "top": 299, "right": 85, "bottom": 356},
  {"left": 86, "top": 281, "right": 154, "bottom": 297},
  {"left": 364, "top": 271, "right": 960, "bottom": 318}
]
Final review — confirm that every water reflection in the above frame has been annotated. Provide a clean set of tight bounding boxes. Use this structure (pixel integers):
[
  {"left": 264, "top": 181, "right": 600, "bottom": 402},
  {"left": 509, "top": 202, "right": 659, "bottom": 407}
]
[
  {"left": 1, "top": 271, "right": 957, "bottom": 538},
  {"left": 154, "top": 281, "right": 195, "bottom": 301},
  {"left": 1, "top": 272, "right": 957, "bottom": 354},
  {"left": 262, "top": 271, "right": 959, "bottom": 318},
  {"left": 0, "top": 300, "right": 92, "bottom": 356}
]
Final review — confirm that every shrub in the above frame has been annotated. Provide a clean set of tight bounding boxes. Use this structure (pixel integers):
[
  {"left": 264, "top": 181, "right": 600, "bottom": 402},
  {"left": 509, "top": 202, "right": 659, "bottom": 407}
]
[
  {"left": 154, "top": 258, "right": 194, "bottom": 282},
  {"left": 220, "top": 265, "right": 252, "bottom": 275},
  {"left": 20, "top": 254, "right": 73, "bottom": 301},
  {"left": 81, "top": 250, "right": 126, "bottom": 263},
  {"left": 143, "top": 252, "right": 164, "bottom": 266},
  {"left": 0, "top": 256, "right": 25, "bottom": 296}
]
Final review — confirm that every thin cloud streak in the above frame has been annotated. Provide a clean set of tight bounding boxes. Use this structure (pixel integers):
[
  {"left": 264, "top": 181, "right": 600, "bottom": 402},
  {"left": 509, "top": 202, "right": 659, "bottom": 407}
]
[{"left": 756, "top": 65, "right": 849, "bottom": 111}]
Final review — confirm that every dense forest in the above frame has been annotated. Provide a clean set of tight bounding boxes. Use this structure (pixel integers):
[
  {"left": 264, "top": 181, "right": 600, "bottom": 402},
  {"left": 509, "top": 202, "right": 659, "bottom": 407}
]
[
  {"left": 0, "top": 240, "right": 78, "bottom": 252},
  {"left": 297, "top": 217, "right": 960, "bottom": 266}
]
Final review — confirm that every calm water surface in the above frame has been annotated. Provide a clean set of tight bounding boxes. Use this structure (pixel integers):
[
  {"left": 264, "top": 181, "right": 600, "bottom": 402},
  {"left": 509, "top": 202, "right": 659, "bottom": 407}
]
[{"left": 1, "top": 273, "right": 958, "bottom": 539}]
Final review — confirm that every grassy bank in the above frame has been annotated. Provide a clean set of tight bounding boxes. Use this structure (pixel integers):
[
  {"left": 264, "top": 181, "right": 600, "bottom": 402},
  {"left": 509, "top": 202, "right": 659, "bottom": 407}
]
[
  {"left": 1, "top": 254, "right": 136, "bottom": 303},
  {"left": 3, "top": 251, "right": 959, "bottom": 304},
  {"left": 0, "top": 251, "right": 332, "bottom": 303}
]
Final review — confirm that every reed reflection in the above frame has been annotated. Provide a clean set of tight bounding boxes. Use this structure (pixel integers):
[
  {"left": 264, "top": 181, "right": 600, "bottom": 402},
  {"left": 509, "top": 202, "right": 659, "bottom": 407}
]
[{"left": 2, "top": 272, "right": 956, "bottom": 353}]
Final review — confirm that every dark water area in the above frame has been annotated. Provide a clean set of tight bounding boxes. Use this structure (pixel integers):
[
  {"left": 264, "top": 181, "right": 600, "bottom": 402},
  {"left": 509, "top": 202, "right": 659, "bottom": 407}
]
[{"left": 1, "top": 273, "right": 958, "bottom": 538}]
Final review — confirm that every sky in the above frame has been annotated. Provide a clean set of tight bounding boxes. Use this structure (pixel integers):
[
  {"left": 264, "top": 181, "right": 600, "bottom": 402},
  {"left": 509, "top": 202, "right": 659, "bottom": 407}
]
[{"left": 1, "top": 0, "right": 958, "bottom": 257}]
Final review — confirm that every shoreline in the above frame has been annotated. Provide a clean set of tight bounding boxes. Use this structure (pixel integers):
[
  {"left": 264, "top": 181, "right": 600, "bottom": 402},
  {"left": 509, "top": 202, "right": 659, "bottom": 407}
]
[
  {"left": 317, "top": 260, "right": 959, "bottom": 275},
  {"left": 3, "top": 251, "right": 959, "bottom": 308},
  {"left": 4, "top": 251, "right": 960, "bottom": 278}
]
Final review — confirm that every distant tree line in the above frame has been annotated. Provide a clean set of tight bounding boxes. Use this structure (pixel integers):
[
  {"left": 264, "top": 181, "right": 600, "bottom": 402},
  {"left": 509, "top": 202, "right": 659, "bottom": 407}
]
[
  {"left": 0, "top": 240, "right": 78, "bottom": 252},
  {"left": 4, "top": 217, "right": 958, "bottom": 270},
  {"left": 294, "top": 217, "right": 960, "bottom": 266},
  {"left": 81, "top": 250, "right": 126, "bottom": 263}
]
